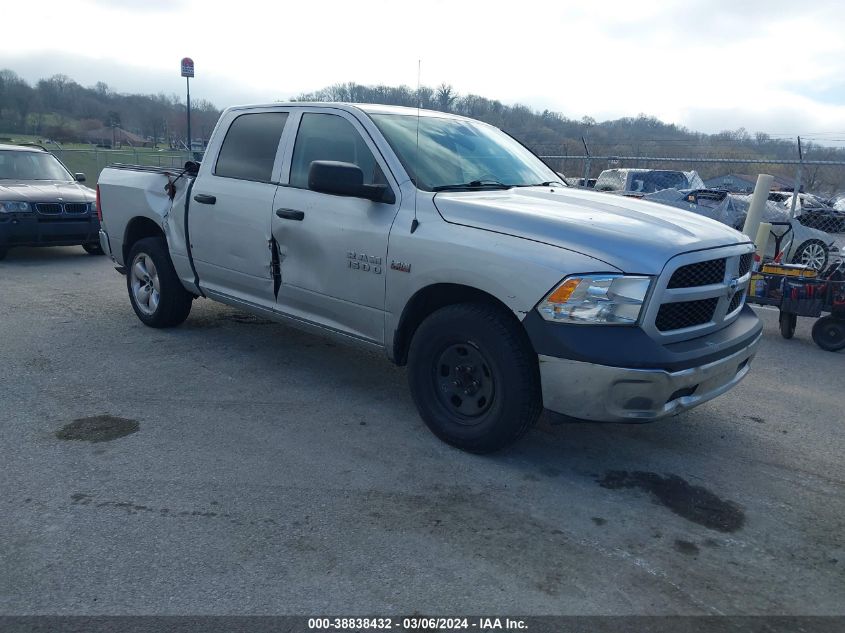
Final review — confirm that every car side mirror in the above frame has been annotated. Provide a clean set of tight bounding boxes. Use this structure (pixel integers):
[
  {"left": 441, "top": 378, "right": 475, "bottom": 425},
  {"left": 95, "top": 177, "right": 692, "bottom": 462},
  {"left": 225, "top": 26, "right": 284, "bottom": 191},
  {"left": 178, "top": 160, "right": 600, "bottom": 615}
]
[
  {"left": 75, "top": 173, "right": 86, "bottom": 183},
  {"left": 308, "top": 161, "right": 394, "bottom": 204}
]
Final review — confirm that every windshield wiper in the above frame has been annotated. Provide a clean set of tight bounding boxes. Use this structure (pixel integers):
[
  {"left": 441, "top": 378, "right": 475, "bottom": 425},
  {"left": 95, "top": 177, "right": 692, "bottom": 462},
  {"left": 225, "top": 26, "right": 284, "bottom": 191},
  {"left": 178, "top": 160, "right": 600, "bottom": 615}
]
[
  {"left": 512, "top": 180, "right": 565, "bottom": 187},
  {"left": 432, "top": 180, "right": 512, "bottom": 192}
]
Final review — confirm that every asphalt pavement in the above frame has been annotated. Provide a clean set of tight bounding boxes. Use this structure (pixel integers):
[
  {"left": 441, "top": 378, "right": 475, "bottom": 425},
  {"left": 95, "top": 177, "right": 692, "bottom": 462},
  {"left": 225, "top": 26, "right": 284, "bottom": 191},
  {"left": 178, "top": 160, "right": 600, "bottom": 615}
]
[{"left": 1, "top": 246, "right": 843, "bottom": 615}]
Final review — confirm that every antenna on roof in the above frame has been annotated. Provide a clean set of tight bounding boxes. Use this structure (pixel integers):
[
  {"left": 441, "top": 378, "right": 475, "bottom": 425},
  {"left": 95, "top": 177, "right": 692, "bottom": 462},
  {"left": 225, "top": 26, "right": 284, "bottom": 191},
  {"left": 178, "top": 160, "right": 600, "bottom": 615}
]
[{"left": 411, "top": 59, "right": 421, "bottom": 234}]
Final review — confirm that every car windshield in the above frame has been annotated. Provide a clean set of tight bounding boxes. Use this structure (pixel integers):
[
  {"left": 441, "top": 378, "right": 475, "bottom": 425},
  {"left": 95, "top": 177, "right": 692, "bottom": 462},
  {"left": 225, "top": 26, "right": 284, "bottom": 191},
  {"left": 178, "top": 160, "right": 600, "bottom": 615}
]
[
  {"left": 368, "top": 113, "right": 560, "bottom": 191},
  {"left": 629, "top": 171, "right": 689, "bottom": 193},
  {"left": 0, "top": 150, "right": 73, "bottom": 181}
]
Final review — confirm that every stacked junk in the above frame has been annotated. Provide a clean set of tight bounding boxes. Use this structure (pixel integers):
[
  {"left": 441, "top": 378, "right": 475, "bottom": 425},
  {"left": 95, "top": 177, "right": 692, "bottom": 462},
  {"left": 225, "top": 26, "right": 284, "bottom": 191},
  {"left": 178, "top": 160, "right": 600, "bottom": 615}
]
[{"left": 734, "top": 175, "right": 845, "bottom": 351}]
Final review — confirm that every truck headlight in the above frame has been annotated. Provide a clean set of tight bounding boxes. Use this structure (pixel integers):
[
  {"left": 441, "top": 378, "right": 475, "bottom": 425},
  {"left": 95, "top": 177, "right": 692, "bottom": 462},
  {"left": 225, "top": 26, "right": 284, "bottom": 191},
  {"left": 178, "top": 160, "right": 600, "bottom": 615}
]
[
  {"left": 0, "top": 201, "right": 31, "bottom": 213},
  {"left": 537, "top": 275, "right": 652, "bottom": 325}
]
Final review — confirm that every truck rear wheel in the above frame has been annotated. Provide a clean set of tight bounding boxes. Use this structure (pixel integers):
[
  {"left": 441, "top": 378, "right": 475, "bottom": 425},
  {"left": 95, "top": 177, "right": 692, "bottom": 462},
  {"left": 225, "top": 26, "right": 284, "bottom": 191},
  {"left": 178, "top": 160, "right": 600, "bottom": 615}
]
[
  {"left": 407, "top": 302, "right": 542, "bottom": 453},
  {"left": 127, "top": 237, "right": 193, "bottom": 328},
  {"left": 82, "top": 243, "right": 104, "bottom": 255}
]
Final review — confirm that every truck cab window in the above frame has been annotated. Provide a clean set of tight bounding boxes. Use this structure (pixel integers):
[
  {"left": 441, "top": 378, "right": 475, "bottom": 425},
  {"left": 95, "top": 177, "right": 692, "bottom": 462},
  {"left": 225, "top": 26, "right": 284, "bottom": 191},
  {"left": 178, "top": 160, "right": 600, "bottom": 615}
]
[
  {"left": 290, "top": 113, "right": 384, "bottom": 189},
  {"left": 215, "top": 112, "right": 288, "bottom": 182}
]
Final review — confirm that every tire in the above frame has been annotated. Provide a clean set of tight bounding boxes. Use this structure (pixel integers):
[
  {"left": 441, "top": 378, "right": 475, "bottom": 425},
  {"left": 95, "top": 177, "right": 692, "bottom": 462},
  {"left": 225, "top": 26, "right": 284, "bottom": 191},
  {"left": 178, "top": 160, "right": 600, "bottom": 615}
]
[
  {"left": 126, "top": 236, "right": 193, "bottom": 328},
  {"left": 407, "top": 302, "right": 542, "bottom": 453},
  {"left": 0, "top": 248, "right": 7, "bottom": 261},
  {"left": 791, "top": 239, "right": 828, "bottom": 271},
  {"left": 82, "top": 242, "right": 104, "bottom": 255},
  {"left": 811, "top": 316, "right": 845, "bottom": 352},
  {"left": 779, "top": 311, "right": 797, "bottom": 339}
]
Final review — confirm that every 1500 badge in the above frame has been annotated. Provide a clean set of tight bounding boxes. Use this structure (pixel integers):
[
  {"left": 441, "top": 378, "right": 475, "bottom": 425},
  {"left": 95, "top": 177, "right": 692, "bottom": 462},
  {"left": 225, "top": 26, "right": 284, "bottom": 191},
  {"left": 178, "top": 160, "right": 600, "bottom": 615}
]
[{"left": 347, "top": 251, "right": 382, "bottom": 274}]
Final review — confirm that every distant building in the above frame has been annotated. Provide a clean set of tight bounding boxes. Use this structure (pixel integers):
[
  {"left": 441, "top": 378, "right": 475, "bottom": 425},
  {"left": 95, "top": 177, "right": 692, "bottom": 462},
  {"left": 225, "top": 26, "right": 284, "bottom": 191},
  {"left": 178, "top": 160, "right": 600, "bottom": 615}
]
[{"left": 703, "top": 173, "right": 797, "bottom": 193}]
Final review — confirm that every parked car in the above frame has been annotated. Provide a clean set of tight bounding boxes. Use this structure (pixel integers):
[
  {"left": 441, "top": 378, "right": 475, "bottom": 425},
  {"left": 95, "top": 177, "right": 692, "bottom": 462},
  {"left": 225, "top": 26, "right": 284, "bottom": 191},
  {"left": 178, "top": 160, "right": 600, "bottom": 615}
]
[
  {"left": 0, "top": 143, "right": 100, "bottom": 260},
  {"left": 767, "top": 191, "right": 845, "bottom": 234},
  {"left": 594, "top": 168, "right": 705, "bottom": 196},
  {"left": 644, "top": 188, "right": 838, "bottom": 270},
  {"left": 97, "top": 103, "right": 761, "bottom": 452}
]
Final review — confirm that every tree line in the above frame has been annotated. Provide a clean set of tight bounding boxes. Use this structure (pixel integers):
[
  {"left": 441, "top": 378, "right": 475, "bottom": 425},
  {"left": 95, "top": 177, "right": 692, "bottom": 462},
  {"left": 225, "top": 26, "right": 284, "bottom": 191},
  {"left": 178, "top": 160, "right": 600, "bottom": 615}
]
[
  {"left": 2, "top": 72, "right": 843, "bottom": 192},
  {"left": 0, "top": 70, "right": 220, "bottom": 147}
]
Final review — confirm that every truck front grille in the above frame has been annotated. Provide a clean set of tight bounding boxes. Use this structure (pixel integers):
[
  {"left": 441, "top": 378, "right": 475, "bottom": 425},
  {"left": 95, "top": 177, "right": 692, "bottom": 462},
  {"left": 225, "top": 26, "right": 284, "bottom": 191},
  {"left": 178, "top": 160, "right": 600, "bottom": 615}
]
[
  {"left": 643, "top": 245, "right": 755, "bottom": 342},
  {"left": 727, "top": 290, "right": 744, "bottom": 314},
  {"left": 655, "top": 298, "right": 718, "bottom": 331},
  {"left": 667, "top": 258, "right": 726, "bottom": 288},
  {"left": 738, "top": 253, "right": 753, "bottom": 277}
]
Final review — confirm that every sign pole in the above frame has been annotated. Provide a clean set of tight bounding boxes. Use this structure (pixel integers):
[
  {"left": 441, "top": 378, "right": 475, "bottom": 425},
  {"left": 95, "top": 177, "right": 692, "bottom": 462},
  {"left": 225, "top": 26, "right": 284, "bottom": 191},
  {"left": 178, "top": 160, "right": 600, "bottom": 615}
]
[
  {"left": 180, "top": 57, "right": 195, "bottom": 154},
  {"left": 186, "top": 76, "right": 191, "bottom": 153}
]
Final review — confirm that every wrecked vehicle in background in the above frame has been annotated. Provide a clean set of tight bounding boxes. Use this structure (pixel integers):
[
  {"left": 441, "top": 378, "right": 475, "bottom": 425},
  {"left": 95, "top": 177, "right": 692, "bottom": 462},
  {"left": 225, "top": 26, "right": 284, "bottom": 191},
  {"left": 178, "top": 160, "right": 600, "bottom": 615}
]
[
  {"left": 644, "top": 188, "right": 838, "bottom": 271},
  {"left": 594, "top": 168, "right": 705, "bottom": 197},
  {"left": 767, "top": 191, "right": 845, "bottom": 234}
]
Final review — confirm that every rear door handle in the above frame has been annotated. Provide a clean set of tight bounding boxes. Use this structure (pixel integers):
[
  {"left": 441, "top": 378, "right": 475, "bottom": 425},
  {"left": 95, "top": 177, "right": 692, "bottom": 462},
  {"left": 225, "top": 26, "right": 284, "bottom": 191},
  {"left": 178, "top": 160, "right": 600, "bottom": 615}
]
[
  {"left": 194, "top": 194, "right": 216, "bottom": 205},
  {"left": 276, "top": 208, "right": 305, "bottom": 221}
]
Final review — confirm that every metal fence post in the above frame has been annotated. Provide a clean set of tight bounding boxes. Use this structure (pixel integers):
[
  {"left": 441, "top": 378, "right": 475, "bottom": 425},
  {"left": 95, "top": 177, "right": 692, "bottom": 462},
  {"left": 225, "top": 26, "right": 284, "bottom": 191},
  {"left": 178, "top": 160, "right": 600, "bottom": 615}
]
[{"left": 789, "top": 136, "right": 803, "bottom": 218}]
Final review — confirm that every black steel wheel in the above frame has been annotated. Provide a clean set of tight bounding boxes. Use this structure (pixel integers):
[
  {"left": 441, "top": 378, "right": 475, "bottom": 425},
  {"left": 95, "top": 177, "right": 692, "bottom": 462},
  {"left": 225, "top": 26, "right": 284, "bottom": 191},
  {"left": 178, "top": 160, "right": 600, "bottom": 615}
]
[
  {"left": 811, "top": 316, "right": 845, "bottom": 352},
  {"left": 779, "top": 311, "right": 797, "bottom": 339},
  {"left": 407, "top": 302, "right": 542, "bottom": 453},
  {"left": 432, "top": 342, "right": 496, "bottom": 422}
]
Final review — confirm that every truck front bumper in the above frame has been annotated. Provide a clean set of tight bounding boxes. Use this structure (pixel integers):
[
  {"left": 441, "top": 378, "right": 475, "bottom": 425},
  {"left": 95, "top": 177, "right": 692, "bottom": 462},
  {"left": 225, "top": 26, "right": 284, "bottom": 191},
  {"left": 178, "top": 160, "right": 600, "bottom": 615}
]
[{"left": 539, "top": 331, "right": 761, "bottom": 422}]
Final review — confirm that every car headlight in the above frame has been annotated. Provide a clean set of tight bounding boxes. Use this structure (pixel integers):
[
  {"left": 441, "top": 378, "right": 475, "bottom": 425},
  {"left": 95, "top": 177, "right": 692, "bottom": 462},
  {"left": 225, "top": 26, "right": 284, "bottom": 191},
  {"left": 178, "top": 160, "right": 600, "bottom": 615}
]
[
  {"left": 537, "top": 274, "right": 652, "bottom": 325},
  {"left": 0, "top": 201, "right": 31, "bottom": 213}
]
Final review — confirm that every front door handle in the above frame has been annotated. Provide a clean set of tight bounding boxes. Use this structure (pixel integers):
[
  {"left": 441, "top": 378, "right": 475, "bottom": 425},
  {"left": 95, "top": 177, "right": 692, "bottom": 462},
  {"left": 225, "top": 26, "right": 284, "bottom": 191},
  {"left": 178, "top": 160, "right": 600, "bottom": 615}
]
[
  {"left": 194, "top": 194, "right": 216, "bottom": 205},
  {"left": 276, "top": 208, "right": 305, "bottom": 221}
]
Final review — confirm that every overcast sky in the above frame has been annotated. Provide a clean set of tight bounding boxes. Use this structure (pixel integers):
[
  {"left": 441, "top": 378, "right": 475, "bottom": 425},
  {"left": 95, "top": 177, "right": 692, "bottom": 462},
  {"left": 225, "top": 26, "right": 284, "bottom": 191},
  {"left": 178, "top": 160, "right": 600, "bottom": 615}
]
[{"left": 3, "top": 0, "right": 845, "bottom": 139}]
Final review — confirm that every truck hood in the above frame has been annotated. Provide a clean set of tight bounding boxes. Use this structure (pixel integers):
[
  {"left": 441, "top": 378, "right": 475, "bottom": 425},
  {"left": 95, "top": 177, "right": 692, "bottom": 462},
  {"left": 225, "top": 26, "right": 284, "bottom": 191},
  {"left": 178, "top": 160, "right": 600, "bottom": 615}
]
[
  {"left": 0, "top": 180, "right": 95, "bottom": 203},
  {"left": 433, "top": 187, "right": 752, "bottom": 274}
]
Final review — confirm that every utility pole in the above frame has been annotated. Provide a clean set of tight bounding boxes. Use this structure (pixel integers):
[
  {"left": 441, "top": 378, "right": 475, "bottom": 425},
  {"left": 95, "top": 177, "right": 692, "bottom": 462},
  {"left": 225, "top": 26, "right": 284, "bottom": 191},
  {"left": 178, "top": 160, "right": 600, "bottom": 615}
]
[{"left": 581, "top": 137, "right": 591, "bottom": 187}]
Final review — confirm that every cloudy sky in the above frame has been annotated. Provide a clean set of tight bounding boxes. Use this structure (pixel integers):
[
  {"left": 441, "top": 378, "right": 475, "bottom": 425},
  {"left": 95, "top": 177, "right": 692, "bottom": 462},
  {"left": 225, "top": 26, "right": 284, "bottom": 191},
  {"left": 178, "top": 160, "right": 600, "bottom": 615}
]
[{"left": 3, "top": 0, "right": 845, "bottom": 138}]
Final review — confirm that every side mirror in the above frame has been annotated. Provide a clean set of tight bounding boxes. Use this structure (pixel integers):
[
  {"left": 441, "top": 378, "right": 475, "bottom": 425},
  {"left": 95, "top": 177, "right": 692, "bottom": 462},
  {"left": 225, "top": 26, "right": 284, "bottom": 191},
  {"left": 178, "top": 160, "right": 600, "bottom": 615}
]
[
  {"left": 308, "top": 161, "right": 394, "bottom": 203},
  {"left": 74, "top": 173, "right": 86, "bottom": 183}
]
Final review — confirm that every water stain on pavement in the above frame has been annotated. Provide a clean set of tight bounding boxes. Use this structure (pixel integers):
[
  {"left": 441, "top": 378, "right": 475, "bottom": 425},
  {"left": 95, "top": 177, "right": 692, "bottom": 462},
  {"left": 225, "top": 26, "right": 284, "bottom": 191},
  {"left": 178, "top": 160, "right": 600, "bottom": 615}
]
[
  {"left": 56, "top": 415, "right": 139, "bottom": 443},
  {"left": 598, "top": 471, "right": 745, "bottom": 533},
  {"left": 674, "top": 539, "right": 700, "bottom": 556}
]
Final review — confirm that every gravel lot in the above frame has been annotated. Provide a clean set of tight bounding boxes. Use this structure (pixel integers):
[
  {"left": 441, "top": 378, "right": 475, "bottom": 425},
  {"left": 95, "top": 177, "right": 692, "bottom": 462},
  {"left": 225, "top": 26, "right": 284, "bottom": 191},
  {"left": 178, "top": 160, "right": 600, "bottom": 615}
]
[{"left": 1, "top": 246, "right": 843, "bottom": 615}]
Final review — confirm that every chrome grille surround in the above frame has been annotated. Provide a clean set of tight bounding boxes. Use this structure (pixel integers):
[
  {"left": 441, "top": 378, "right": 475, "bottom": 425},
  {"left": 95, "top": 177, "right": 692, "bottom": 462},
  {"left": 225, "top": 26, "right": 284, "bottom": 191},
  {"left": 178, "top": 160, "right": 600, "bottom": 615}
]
[{"left": 641, "top": 243, "right": 756, "bottom": 344}]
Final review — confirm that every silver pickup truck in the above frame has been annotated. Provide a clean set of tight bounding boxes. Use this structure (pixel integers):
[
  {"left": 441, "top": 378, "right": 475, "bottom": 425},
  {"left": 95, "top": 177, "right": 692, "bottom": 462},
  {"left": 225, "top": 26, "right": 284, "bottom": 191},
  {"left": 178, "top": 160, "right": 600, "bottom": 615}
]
[{"left": 97, "top": 103, "right": 762, "bottom": 452}]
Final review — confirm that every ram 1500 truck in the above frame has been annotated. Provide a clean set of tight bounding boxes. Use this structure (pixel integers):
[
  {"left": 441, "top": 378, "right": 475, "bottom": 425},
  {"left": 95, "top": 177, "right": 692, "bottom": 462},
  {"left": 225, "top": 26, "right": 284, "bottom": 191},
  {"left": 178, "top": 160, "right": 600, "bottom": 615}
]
[{"left": 97, "top": 103, "right": 762, "bottom": 452}]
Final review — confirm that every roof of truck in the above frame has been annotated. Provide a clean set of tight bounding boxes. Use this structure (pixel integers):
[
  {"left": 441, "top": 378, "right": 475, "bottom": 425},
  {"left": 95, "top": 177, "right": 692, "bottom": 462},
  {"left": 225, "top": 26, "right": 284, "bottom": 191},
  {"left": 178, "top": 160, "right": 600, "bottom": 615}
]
[{"left": 225, "top": 102, "right": 471, "bottom": 120}]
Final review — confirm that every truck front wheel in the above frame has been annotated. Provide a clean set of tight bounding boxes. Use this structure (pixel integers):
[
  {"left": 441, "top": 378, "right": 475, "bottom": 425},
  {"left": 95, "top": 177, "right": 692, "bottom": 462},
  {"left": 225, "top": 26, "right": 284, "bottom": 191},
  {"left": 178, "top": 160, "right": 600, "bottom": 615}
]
[
  {"left": 127, "top": 237, "right": 193, "bottom": 328},
  {"left": 407, "top": 302, "right": 542, "bottom": 453}
]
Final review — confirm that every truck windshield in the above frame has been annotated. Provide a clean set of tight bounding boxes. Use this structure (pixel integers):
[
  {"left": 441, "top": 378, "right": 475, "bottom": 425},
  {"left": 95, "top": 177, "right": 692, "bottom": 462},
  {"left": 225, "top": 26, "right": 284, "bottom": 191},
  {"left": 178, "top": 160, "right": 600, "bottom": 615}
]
[
  {"left": 369, "top": 113, "right": 560, "bottom": 191},
  {"left": 0, "top": 150, "right": 73, "bottom": 181}
]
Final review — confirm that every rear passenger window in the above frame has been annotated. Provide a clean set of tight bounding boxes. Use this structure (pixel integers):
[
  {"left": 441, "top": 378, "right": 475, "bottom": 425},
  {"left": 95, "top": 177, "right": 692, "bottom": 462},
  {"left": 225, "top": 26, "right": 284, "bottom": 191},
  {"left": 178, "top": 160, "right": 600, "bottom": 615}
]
[
  {"left": 290, "top": 113, "right": 384, "bottom": 188},
  {"left": 215, "top": 112, "right": 288, "bottom": 182}
]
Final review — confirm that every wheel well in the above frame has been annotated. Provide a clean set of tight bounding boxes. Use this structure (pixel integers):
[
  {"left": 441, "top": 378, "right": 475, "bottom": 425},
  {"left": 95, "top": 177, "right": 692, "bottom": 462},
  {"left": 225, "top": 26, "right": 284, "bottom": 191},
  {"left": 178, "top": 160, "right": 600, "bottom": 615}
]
[
  {"left": 123, "top": 217, "right": 165, "bottom": 263},
  {"left": 392, "top": 283, "right": 524, "bottom": 365}
]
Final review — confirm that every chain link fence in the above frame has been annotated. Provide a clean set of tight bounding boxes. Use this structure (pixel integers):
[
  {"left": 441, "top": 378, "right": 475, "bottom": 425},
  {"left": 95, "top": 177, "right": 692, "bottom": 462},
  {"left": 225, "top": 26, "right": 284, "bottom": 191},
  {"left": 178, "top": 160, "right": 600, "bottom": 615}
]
[
  {"left": 540, "top": 154, "right": 845, "bottom": 263},
  {"left": 52, "top": 148, "right": 193, "bottom": 184}
]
